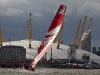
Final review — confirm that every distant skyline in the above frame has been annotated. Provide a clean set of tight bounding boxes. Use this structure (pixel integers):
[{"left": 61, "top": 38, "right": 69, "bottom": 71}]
[{"left": 0, "top": 0, "right": 100, "bottom": 47}]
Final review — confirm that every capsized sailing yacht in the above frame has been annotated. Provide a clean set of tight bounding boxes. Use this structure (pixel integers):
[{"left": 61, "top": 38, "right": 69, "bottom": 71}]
[{"left": 24, "top": 4, "right": 67, "bottom": 71}]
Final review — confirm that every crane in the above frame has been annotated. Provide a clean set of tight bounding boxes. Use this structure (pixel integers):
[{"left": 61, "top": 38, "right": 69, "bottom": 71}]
[
  {"left": 0, "top": 27, "right": 2, "bottom": 47},
  {"left": 72, "top": 19, "right": 81, "bottom": 49},
  {"left": 57, "top": 22, "right": 63, "bottom": 49},
  {"left": 81, "top": 18, "right": 92, "bottom": 49},
  {"left": 76, "top": 15, "right": 87, "bottom": 49}
]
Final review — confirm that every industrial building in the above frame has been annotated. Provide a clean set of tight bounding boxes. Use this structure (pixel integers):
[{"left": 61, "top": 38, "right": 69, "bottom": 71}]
[
  {"left": 92, "top": 46, "right": 100, "bottom": 56},
  {"left": 81, "top": 29, "right": 91, "bottom": 52},
  {"left": 0, "top": 45, "right": 26, "bottom": 68}
]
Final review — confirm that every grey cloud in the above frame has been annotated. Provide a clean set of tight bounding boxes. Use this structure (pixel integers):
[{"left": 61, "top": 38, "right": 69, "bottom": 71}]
[
  {"left": 0, "top": 0, "right": 100, "bottom": 47},
  {"left": 0, "top": 0, "right": 100, "bottom": 18},
  {"left": 33, "top": 12, "right": 42, "bottom": 17},
  {"left": 0, "top": 8, "right": 24, "bottom": 16}
]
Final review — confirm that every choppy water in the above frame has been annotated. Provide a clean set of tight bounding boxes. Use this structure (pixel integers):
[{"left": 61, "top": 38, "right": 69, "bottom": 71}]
[{"left": 0, "top": 68, "right": 100, "bottom": 75}]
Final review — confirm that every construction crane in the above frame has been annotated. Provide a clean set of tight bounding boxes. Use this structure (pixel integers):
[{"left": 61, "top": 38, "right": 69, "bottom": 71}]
[
  {"left": 0, "top": 27, "right": 2, "bottom": 47},
  {"left": 57, "top": 22, "right": 63, "bottom": 49},
  {"left": 76, "top": 15, "right": 87, "bottom": 49},
  {"left": 81, "top": 18, "right": 92, "bottom": 49},
  {"left": 72, "top": 19, "right": 81, "bottom": 49}
]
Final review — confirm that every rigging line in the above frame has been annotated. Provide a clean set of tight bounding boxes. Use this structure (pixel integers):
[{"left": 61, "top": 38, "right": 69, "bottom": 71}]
[
  {"left": 47, "top": 52, "right": 59, "bottom": 59},
  {"left": 64, "top": 24, "right": 77, "bottom": 35},
  {"left": 91, "top": 20, "right": 96, "bottom": 47},
  {"left": 64, "top": 16, "right": 80, "bottom": 28},
  {"left": 2, "top": 27, "right": 20, "bottom": 41},
  {"left": 18, "top": 26, "right": 26, "bottom": 40},
  {"left": 63, "top": 18, "right": 79, "bottom": 35},
  {"left": 12, "top": 19, "right": 26, "bottom": 40},
  {"left": 31, "top": 19, "right": 44, "bottom": 46},
  {"left": 65, "top": 29, "right": 76, "bottom": 45},
  {"left": 0, "top": 16, "right": 20, "bottom": 40},
  {"left": 63, "top": 21, "right": 79, "bottom": 44},
  {"left": 64, "top": 20, "right": 77, "bottom": 30},
  {"left": 63, "top": 21, "right": 78, "bottom": 41},
  {"left": 92, "top": 20, "right": 100, "bottom": 40},
  {"left": 32, "top": 19, "right": 43, "bottom": 41},
  {"left": 33, "top": 16, "right": 48, "bottom": 39}
]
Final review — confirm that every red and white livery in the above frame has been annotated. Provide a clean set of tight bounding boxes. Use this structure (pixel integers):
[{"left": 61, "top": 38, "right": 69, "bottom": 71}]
[{"left": 24, "top": 4, "right": 67, "bottom": 71}]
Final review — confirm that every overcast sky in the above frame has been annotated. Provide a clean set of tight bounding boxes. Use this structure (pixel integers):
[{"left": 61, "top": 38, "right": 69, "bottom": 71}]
[{"left": 0, "top": 0, "right": 100, "bottom": 48}]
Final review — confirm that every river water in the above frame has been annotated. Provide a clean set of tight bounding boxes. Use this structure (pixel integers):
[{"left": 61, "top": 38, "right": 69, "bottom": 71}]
[{"left": 0, "top": 68, "right": 100, "bottom": 75}]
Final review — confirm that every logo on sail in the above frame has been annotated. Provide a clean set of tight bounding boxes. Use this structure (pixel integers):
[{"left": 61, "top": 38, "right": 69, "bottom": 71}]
[
  {"left": 41, "top": 34, "right": 54, "bottom": 46},
  {"left": 58, "top": 6, "right": 65, "bottom": 15}
]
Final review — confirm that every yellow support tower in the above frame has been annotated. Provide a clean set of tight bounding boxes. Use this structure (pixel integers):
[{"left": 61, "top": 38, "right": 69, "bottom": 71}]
[
  {"left": 77, "top": 16, "right": 87, "bottom": 49},
  {"left": 0, "top": 28, "right": 2, "bottom": 47},
  {"left": 57, "top": 22, "right": 63, "bottom": 49},
  {"left": 29, "top": 13, "right": 32, "bottom": 48},
  {"left": 27, "top": 13, "right": 32, "bottom": 48},
  {"left": 72, "top": 19, "right": 81, "bottom": 49}
]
